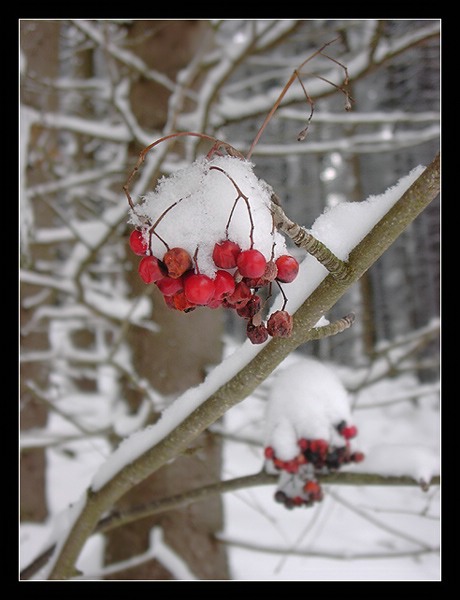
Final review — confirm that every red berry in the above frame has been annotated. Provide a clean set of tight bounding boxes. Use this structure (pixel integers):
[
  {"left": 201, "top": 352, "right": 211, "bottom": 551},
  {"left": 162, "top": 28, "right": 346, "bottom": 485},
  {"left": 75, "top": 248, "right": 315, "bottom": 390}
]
[
  {"left": 172, "top": 290, "right": 196, "bottom": 312},
  {"left": 207, "top": 271, "right": 236, "bottom": 309},
  {"left": 225, "top": 281, "right": 252, "bottom": 308},
  {"left": 275, "top": 255, "right": 299, "bottom": 283},
  {"left": 163, "top": 247, "right": 192, "bottom": 279},
  {"left": 341, "top": 425, "right": 358, "bottom": 440},
  {"left": 310, "top": 439, "right": 329, "bottom": 457},
  {"left": 273, "top": 458, "right": 285, "bottom": 470},
  {"left": 138, "top": 255, "right": 166, "bottom": 284},
  {"left": 296, "top": 453, "right": 307, "bottom": 464},
  {"left": 266, "top": 310, "right": 293, "bottom": 338},
  {"left": 237, "top": 249, "right": 267, "bottom": 278},
  {"left": 129, "top": 230, "right": 148, "bottom": 255},
  {"left": 285, "top": 459, "right": 299, "bottom": 473},
  {"left": 303, "top": 480, "right": 321, "bottom": 495},
  {"left": 212, "top": 240, "right": 241, "bottom": 269},
  {"left": 246, "top": 321, "right": 269, "bottom": 344},
  {"left": 156, "top": 275, "right": 184, "bottom": 296},
  {"left": 184, "top": 273, "right": 216, "bottom": 305},
  {"left": 264, "top": 446, "right": 275, "bottom": 459},
  {"left": 213, "top": 270, "right": 236, "bottom": 299}
]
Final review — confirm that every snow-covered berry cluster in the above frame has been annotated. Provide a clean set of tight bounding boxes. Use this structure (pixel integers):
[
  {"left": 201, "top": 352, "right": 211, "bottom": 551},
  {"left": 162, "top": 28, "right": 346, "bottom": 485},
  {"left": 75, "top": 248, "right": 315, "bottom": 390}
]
[
  {"left": 265, "top": 423, "right": 364, "bottom": 509},
  {"left": 128, "top": 155, "right": 300, "bottom": 344},
  {"left": 264, "top": 357, "right": 365, "bottom": 510}
]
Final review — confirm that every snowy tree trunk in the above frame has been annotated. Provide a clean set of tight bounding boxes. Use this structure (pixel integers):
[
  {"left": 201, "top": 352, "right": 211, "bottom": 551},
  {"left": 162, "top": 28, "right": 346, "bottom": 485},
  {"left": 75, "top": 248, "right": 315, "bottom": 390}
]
[
  {"left": 102, "top": 20, "right": 229, "bottom": 580},
  {"left": 20, "top": 20, "right": 61, "bottom": 525}
]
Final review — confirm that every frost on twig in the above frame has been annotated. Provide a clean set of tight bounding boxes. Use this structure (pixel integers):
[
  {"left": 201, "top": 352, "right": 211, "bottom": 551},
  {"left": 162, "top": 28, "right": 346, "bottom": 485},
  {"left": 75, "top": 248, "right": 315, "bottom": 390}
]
[{"left": 270, "top": 193, "right": 351, "bottom": 280}]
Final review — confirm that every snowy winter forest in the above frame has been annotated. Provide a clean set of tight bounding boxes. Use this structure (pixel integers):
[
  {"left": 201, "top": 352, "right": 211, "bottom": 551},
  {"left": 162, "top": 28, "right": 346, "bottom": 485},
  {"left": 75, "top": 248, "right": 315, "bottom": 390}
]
[{"left": 20, "top": 20, "right": 440, "bottom": 581}]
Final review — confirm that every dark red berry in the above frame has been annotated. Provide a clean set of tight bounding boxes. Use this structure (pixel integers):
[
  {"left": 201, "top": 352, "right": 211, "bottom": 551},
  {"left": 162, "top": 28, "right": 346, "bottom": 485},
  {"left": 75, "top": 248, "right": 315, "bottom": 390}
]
[
  {"left": 184, "top": 273, "right": 216, "bottom": 305},
  {"left": 275, "top": 255, "right": 299, "bottom": 283},
  {"left": 212, "top": 240, "right": 241, "bottom": 269},
  {"left": 246, "top": 321, "right": 269, "bottom": 344},
  {"left": 310, "top": 439, "right": 329, "bottom": 457},
  {"left": 138, "top": 255, "right": 166, "bottom": 284},
  {"left": 274, "top": 490, "right": 287, "bottom": 504},
  {"left": 163, "top": 247, "right": 193, "bottom": 279},
  {"left": 225, "top": 281, "right": 252, "bottom": 308},
  {"left": 298, "top": 438, "right": 309, "bottom": 451},
  {"left": 351, "top": 451, "right": 365, "bottom": 463},
  {"left": 129, "top": 230, "right": 149, "bottom": 255},
  {"left": 266, "top": 310, "right": 293, "bottom": 338},
  {"left": 236, "top": 249, "right": 267, "bottom": 278},
  {"left": 237, "top": 294, "right": 262, "bottom": 319}
]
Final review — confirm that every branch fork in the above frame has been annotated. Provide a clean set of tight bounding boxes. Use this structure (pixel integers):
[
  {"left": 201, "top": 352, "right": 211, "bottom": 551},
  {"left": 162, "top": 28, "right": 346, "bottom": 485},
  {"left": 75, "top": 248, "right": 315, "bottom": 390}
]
[{"left": 270, "top": 194, "right": 352, "bottom": 281}]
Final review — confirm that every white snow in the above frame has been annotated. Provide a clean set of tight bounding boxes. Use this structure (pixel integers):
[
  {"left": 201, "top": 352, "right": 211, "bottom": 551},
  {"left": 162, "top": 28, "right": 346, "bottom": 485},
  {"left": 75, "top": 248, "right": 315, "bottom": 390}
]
[
  {"left": 132, "top": 155, "right": 287, "bottom": 277},
  {"left": 308, "top": 165, "right": 425, "bottom": 260},
  {"left": 264, "top": 357, "right": 353, "bottom": 460}
]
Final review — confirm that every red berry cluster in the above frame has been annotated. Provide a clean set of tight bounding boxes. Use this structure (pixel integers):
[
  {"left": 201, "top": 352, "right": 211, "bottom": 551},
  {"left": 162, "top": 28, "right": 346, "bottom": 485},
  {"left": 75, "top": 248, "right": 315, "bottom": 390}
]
[
  {"left": 264, "top": 421, "right": 364, "bottom": 510},
  {"left": 129, "top": 229, "right": 300, "bottom": 344}
]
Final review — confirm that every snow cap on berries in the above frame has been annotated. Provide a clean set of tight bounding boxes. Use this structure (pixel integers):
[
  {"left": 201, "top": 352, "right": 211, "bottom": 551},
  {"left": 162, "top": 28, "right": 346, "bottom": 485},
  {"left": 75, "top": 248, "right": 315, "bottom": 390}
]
[
  {"left": 264, "top": 356, "right": 355, "bottom": 461},
  {"left": 130, "top": 156, "right": 288, "bottom": 277}
]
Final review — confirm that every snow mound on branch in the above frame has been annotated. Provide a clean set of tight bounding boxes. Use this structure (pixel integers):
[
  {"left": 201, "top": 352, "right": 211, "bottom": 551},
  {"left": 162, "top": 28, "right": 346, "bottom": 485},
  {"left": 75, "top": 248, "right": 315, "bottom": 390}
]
[
  {"left": 131, "top": 155, "right": 287, "bottom": 277},
  {"left": 265, "top": 357, "right": 354, "bottom": 460},
  {"left": 308, "top": 165, "right": 426, "bottom": 260}
]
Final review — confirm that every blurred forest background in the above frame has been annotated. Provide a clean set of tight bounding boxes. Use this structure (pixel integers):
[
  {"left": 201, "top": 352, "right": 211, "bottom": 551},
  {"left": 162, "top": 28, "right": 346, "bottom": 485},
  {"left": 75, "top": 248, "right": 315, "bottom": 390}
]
[{"left": 20, "top": 20, "right": 440, "bottom": 580}]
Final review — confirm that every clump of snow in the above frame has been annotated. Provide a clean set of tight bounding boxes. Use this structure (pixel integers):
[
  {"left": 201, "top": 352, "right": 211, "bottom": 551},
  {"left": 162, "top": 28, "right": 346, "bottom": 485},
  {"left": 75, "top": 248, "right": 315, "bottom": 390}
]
[
  {"left": 131, "top": 155, "right": 287, "bottom": 277},
  {"left": 352, "top": 444, "right": 439, "bottom": 484},
  {"left": 265, "top": 357, "right": 354, "bottom": 460}
]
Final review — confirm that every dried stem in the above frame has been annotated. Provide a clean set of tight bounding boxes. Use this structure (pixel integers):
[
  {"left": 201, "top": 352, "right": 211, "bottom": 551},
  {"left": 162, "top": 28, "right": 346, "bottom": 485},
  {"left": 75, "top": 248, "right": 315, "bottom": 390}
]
[
  {"left": 209, "top": 165, "right": 255, "bottom": 246},
  {"left": 247, "top": 38, "right": 352, "bottom": 158},
  {"left": 123, "top": 132, "right": 245, "bottom": 214}
]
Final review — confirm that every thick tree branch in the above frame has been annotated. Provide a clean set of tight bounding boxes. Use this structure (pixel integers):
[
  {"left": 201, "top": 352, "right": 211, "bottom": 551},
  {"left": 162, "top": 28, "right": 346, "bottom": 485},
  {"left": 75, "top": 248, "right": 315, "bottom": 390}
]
[{"left": 46, "top": 153, "right": 439, "bottom": 580}]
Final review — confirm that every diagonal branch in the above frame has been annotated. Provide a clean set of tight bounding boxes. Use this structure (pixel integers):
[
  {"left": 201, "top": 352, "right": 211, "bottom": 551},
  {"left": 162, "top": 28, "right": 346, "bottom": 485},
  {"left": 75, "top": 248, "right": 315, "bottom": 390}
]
[{"left": 45, "top": 153, "right": 440, "bottom": 580}]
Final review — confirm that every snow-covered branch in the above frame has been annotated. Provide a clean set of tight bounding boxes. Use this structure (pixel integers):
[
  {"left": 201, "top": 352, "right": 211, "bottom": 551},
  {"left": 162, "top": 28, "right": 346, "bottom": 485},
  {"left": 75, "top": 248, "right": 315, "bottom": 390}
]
[
  {"left": 43, "top": 153, "right": 439, "bottom": 580},
  {"left": 248, "top": 125, "right": 440, "bottom": 156}
]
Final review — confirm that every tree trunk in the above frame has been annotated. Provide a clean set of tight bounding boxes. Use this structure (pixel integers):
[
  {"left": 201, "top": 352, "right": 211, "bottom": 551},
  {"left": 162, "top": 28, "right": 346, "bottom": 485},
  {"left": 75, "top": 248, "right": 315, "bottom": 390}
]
[
  {"left": 103, "top": 20, "right": 229, "bottom": 580},
  {"left": 20, "top": 20, "right": 61, "bottom": 525}
]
